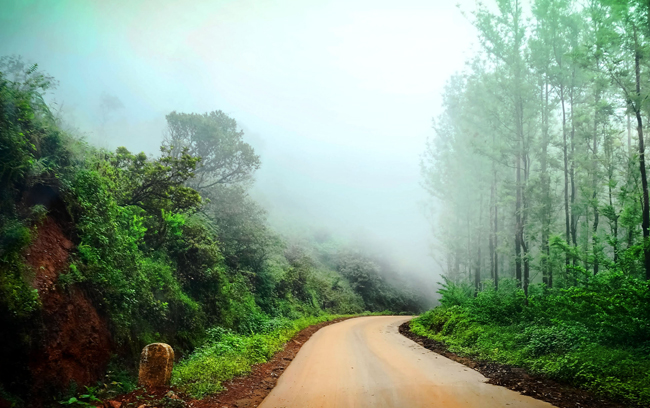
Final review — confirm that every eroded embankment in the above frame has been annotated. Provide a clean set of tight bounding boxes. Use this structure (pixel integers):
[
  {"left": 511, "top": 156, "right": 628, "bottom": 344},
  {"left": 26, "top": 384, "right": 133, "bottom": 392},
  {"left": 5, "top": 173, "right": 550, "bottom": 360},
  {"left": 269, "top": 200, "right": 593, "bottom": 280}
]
[
  {"left": 26, "top": 216, "right": 112, "bottom": 397},
  {"left": 2, "top": 186, "right": 114, "bottom": 406}
]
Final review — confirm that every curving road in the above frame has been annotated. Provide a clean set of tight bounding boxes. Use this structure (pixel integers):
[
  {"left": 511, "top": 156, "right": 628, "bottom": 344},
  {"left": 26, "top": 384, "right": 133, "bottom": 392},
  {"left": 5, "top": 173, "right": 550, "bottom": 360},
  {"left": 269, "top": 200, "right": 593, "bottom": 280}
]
[{"left": 259, "top": 315, "right": 554, "bottom": 408}]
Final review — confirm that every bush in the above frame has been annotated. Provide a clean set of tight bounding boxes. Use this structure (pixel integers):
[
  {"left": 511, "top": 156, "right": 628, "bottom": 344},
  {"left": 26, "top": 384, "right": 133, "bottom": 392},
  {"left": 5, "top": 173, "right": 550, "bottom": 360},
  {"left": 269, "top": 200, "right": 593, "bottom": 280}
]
[
  {"left": 517, "top": 323, "right": 589, "bottom": 357},
  {"left": 411, "top": 275, "right": 650, "bottom": 406}
]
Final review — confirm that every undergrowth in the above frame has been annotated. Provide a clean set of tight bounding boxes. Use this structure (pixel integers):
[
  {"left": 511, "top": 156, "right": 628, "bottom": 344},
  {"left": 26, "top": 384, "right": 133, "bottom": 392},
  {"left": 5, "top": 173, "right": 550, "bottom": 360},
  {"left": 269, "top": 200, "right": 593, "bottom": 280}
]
[{"left": 411, "top": 277, "right": 650, "bottom": 406}]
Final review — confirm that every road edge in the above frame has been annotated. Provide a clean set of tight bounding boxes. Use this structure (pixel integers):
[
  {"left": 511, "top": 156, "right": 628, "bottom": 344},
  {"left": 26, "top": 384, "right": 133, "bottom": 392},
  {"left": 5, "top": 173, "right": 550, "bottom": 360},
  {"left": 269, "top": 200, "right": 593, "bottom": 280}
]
[
  {"left": 106, "top": 316, "right": 359, "bottom": 408},
  {"left": 192, "top": 316, "right": 359, "bottom": 408},
  {"left": 398, "top": 321, "right": 635, "bottom": 408}
]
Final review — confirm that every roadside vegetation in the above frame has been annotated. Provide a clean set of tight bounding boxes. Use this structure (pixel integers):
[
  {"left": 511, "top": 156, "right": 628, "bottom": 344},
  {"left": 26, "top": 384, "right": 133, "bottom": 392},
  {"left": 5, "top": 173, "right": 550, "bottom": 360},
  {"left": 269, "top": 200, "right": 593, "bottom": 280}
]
[
  {"left": 0, "top": 56, "right": 426, "bottom": 406},
  {"left": 411, "top": 277, "right": 650, "bottom": 406},
  {"left": 172, "top": 314, "right": 348, "bottom": 398},
  {"left": 419, "top": 0, "right": 650, "bottom": 406}
]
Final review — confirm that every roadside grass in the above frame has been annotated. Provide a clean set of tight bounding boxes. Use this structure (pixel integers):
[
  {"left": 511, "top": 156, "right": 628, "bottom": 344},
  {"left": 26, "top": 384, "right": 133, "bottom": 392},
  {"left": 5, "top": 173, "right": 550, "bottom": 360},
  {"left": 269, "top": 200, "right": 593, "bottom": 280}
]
[
  {"left": 410, "top": 307, "right": 650, "bottom": 406},
  {"left": 172, "top": 312, "right": 393, "bottom": 398}
]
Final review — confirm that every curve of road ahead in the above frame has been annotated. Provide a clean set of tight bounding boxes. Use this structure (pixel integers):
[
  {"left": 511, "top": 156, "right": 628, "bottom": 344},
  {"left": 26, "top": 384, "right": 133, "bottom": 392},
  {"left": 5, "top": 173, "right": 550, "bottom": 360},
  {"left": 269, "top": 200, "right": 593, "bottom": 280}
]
[{"left": 259, "top": 316, "right": 555, "bottom": 408}]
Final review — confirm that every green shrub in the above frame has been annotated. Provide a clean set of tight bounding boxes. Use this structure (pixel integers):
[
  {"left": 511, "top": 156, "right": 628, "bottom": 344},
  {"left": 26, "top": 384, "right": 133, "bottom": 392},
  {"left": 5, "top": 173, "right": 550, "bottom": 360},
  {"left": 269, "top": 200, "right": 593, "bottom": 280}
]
[
  {"left": 412, "top": 275, "right": 650, "bottom": 406},
  {"left": 517, "top": 323, "right": 589, "bottom": 357}
]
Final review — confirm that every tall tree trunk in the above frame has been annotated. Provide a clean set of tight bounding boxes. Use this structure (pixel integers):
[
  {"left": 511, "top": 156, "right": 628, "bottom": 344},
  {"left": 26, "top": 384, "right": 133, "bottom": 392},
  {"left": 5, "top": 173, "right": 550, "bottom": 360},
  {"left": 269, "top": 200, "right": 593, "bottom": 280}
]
[
  {"left": 515, "top": 154, "right": 523, "bottom": 285},
  {"left": 609, "top": 178, "right": 619, "bottom": 265},
  {"left": 522, "top": 239, "right": 529, "bottom": 297},
  {"left": 494, "top": 176, "right": 499, "bottom": 290},
  {"left": 541, "top": 79, "right": 551, "bottom": 287},
  {"left": 570, "top": 82, "right": 578, "bottom": 252},
  {"left": 489, "top": 178, "right": 495, "bottom": 281},
  {"left": 476, "top": 194, "right": 483, "bottom": 294},
  {"left": 522, "top": 142, "right": 530, "bottom": 297},
  {"left": 585, "top": 204, "right": 591, "bottom": 272},
  {"left": 633, "top": 27, "right": 650, "bottom": 280},
  {"left": 467, "top": 216, "right": 472, "bottom": 283},
  {"left": 561, "top": 86, "right": 571, "bottom": 272},
  {"left": 454, "top": 244, "right": 461, "bottom": 283},
  {"left": 513, "top": 0, "right": 524, "bottom": 289},
  {"left": 628, "top": 114, "right": 632, "bottom": 155},
  {"left": 592, "top": 86, "right": 600, "bottom": 276}
]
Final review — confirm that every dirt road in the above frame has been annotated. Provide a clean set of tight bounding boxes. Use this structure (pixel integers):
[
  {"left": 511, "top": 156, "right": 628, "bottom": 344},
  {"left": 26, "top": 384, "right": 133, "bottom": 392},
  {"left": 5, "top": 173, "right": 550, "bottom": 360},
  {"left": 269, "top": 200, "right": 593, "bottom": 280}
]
[{"left": 259, "top": 315, "right": 554, "bottom": 408}]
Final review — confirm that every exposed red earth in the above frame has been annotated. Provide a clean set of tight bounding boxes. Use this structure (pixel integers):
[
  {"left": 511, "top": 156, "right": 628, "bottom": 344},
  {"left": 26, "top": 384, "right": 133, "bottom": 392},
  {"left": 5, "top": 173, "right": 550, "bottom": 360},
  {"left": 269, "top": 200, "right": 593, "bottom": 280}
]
[{"left": 24, "top": 214, "right": 112, "bottom": 402}]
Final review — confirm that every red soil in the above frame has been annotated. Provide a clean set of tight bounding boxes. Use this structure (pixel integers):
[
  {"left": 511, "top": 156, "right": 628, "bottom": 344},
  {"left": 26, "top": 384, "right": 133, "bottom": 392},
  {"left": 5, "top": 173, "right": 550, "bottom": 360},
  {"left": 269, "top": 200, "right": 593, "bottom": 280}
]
[{"left": 25, "top": 216, "right": 112, "bottom": 398}]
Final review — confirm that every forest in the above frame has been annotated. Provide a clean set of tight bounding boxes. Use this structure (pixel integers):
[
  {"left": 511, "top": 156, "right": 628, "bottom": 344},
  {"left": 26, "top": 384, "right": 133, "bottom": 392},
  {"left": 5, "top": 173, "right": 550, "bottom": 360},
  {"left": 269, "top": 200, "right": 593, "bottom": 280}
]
[
  {"left": 414, "top": 0, "right": 650, "bottom": 406},
  {"left": 4, "top": 0, "right": 650, "bottom": 406},
  {"left": 0, "top": 56, "right": 426, "bottom": 406}
]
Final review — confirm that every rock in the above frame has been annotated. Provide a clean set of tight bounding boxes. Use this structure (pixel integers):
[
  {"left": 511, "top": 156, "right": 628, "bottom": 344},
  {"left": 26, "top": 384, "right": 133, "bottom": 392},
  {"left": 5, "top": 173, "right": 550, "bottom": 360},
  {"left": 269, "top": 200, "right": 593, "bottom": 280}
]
[
  {"left": 138, "top": 343, "right": 174, "bottom": 388},
  {"left": 234, "top": 398, "right": 254, "bottom": 407},
  {"left": 162, "top": 396, "right": 187, "bottom": 408},
  {"left": 165, "top": 390, "right": 180, "bottom": 399}
]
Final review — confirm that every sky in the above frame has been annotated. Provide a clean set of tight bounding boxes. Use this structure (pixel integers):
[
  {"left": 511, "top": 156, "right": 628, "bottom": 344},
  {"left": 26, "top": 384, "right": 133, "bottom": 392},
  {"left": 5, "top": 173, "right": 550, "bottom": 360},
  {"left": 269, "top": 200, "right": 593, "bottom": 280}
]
[{"left": 0, "top": 0, "right": 479, "bottom": 284}]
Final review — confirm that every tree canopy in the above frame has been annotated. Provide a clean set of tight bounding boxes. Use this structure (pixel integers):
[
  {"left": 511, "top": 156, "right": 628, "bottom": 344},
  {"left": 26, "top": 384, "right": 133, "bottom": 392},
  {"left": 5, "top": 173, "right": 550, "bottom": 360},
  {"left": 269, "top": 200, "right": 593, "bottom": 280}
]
[
  {"left": 423, "top": 0, "right": 650, "bottom": 290},
  {"left": 164, "top": 110, "right": 261, "bottom": 191}
]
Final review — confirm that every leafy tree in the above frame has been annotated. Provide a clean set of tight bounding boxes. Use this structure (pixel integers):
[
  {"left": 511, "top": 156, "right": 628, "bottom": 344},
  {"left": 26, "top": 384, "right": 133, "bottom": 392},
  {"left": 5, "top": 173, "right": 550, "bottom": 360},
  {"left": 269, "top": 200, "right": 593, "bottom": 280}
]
[
  {"left": 110, "top": 146, "right": 201, "bottom": 213},
  {"left": 203, "top": 185, "right": 276, "bottom": 274},
  {"left": 164, "top": 111, "right": 260, "bottom": 191},
  {"left": 0, "top": 55, "right": 426, "bottom": 405}
]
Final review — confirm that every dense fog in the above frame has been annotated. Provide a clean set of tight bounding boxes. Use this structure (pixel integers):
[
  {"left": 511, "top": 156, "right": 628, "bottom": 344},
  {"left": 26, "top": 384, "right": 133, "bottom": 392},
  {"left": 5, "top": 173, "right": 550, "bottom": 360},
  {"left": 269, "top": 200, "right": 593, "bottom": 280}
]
[
  {"left": 0, "top": 0, "right": 479, "bottom": 297},
  {"left": 6, "top": 1, "right": 650, "bottom": 406}
]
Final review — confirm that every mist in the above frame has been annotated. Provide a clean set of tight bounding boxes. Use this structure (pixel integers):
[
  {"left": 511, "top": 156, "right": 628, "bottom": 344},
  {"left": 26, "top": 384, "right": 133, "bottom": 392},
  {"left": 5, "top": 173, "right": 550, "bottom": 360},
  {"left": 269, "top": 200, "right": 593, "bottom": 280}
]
[
  {"left": 0, "top": 0, "right": 479, "bottom": 295},
  {"left": 9, "top": 1, "right": 650, "bottom": 405}
]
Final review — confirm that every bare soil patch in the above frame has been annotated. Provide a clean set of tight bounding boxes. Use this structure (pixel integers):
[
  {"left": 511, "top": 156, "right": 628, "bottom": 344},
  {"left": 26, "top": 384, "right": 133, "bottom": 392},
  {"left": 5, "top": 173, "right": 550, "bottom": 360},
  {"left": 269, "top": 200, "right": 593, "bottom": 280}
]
[
  {"left": 399, "top": 321, "right": 638, "bottom": 408},
  {"left": 23, "top": 215, "right": 112, "bottom": 404},
  {"left": 109, "top": 317, "right": 356, "bottom": 408}
]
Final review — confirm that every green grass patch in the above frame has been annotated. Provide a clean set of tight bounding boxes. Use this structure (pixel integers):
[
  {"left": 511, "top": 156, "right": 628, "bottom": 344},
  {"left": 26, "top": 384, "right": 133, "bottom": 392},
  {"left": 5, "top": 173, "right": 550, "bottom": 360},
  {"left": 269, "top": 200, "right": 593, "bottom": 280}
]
[{"left": 172, "top": 314, "right": 350, "bottom": 398}]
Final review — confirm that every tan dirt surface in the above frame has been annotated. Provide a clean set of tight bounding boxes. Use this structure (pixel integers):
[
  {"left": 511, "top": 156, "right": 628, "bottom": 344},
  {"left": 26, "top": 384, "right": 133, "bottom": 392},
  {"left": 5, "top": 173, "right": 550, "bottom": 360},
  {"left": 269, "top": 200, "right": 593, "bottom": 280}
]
[{"left": 259, "top": 315, "right": 555, "bottom": 408}]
